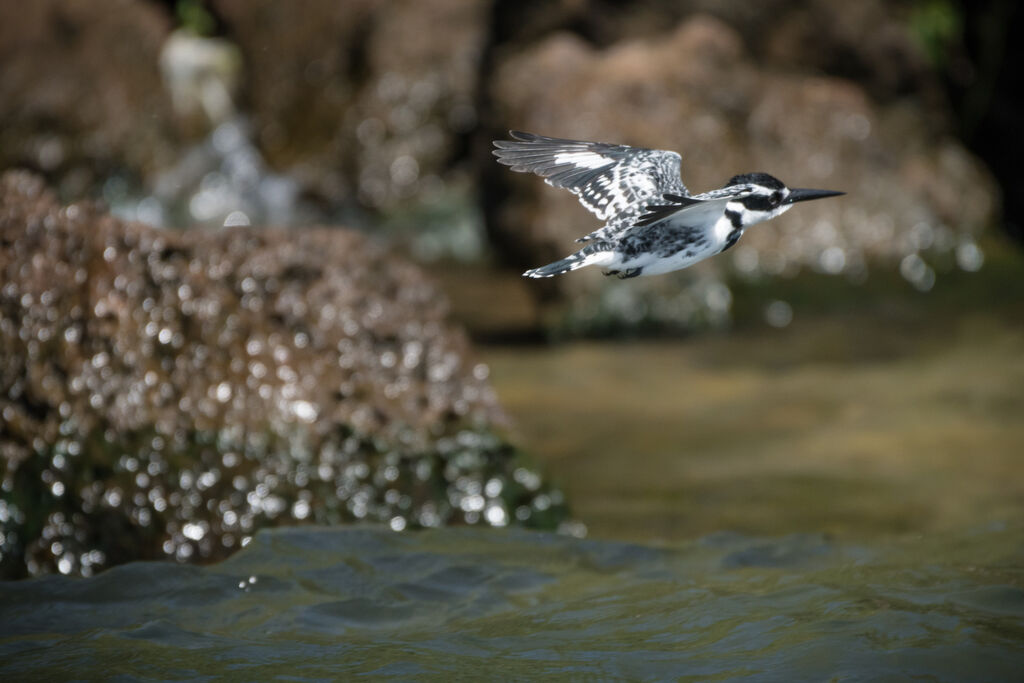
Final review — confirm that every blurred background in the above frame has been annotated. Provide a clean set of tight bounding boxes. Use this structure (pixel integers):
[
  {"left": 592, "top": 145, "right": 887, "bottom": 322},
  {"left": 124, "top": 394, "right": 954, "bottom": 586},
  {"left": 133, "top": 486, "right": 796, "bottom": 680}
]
[{"left": 1, "top": 0, "right": 1023, "bottom": 581}]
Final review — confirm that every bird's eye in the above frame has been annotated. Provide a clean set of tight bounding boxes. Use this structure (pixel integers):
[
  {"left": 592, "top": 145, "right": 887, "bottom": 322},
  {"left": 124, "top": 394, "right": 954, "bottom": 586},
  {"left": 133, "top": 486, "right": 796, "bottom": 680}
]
[{"left": 770, "top": 192, "right": 783, "bottom": 206}]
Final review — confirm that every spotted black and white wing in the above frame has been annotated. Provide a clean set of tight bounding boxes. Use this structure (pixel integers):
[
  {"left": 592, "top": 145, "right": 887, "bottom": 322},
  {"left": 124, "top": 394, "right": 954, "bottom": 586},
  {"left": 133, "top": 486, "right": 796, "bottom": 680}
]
[{"left": 492, "top": 131, "right": 688, "bottom": 240}]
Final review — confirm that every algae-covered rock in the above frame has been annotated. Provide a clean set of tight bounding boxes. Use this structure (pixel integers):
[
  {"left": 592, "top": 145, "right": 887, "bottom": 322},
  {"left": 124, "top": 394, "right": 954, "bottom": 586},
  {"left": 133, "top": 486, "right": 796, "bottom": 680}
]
[{"left": 0, "top": 172, "right": 570, "bottom": 579}]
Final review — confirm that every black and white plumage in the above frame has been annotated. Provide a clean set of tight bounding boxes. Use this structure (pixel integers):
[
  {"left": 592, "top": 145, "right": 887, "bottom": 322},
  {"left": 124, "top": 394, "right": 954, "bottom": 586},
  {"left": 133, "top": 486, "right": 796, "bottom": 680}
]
[{"left": 492, "top": 131, "right": 844, "bottom": 279}]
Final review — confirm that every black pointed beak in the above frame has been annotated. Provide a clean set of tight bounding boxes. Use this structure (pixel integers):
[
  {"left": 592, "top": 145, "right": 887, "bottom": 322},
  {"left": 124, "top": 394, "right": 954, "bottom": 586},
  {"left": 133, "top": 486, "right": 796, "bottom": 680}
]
[{"left": 784, "top": 188, "right": 845, "bottom": 205}]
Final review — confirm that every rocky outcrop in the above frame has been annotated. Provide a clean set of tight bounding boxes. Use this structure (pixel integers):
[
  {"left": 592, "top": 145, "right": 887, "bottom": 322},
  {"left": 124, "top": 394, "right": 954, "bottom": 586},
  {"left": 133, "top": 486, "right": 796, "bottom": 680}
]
[
  {"left": 0, "top": 0, "right": 489, "bottom": 216},
  {"left": 489, "top": 0, "right": 939, "bottom": 102},
  {"left": 485, "top": 16, "right": 997, "bottom": 332},
  {"left": 210, "top": 0, "right": 489, "bottom": 210},
  {"left": 0, "top": 172, "right": 569, "bottom": 579},
  {"left": 0, "top": 0, "right": 179, "bottom": 196}
]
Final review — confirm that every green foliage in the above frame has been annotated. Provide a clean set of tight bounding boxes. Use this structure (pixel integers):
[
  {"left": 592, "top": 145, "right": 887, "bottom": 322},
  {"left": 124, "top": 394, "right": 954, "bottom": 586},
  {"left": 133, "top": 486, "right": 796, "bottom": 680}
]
[
  {"left": 910, "top": 0, "right": 962, "bottom": 67},
  {"left": 176, "top": 0, "right": 216, "bottom": 37}
]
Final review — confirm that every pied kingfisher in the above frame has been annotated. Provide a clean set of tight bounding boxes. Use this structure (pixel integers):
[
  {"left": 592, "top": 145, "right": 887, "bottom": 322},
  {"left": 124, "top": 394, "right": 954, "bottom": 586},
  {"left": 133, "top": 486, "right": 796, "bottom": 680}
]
[{"left": 493, "top": 131, "right": 844, "bottom": 279}]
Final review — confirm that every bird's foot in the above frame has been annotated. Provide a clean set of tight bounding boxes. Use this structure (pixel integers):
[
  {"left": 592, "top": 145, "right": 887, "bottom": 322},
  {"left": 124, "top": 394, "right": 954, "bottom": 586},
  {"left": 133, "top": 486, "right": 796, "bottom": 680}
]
[{"left": 617, "top": 268, "right": 642, "bottom": 279}]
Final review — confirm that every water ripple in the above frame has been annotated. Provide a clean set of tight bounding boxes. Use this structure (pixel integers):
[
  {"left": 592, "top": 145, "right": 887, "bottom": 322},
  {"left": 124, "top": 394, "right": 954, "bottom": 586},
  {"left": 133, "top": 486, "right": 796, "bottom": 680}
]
[{"left": 1, "top": 525, "right": 1022, "bottom": 679}]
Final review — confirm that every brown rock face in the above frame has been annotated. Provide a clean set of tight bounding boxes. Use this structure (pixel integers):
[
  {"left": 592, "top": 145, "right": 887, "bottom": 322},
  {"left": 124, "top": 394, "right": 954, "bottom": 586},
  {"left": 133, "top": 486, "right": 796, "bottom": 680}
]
[
  {"left": 0, "top": 172, "right": 568, "bottom": 578},
  {"left": 210, "top": 0, "right": 489, "bottom": 208},
  {"left": 488, "top": 0, "right": 937, "bottom": 102},
  {"left": 0, "top": 0, "right": 179, "bottom": 195},
  {"left": 487, "top": 16, "right": 996, "bottom": 331}
]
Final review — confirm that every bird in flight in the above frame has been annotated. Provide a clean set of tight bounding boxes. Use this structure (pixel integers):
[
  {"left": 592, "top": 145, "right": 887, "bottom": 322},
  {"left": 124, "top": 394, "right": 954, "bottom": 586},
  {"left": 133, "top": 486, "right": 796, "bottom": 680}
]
[{"left": 493, "top": 131, "right": 844, "bottom": 279}]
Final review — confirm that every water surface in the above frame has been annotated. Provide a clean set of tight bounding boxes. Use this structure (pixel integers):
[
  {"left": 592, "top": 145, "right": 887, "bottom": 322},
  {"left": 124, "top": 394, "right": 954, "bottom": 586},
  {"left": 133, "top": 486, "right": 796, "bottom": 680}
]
[
  {"left": 483, "top": 307, "right": 1024, "bottom": 542},
  {"left": 2, "top": 526, "right": 1022, "bottom": 680}
]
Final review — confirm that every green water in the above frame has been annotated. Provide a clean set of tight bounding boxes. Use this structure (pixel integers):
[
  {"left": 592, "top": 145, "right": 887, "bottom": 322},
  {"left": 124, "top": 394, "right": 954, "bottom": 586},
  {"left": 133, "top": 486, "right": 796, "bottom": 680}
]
[
  {"left": 2, "top": 526, "right": 1022, "bottom": 680},
  {"left": 482, "top": 292, "right": 1024, "bottom": 543}
]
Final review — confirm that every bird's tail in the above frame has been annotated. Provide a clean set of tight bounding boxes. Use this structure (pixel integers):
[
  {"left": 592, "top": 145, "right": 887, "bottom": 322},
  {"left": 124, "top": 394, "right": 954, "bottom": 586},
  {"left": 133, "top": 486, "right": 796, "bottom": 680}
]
[{"left": 523, "top": 244, "right": 610, "bottom": 278}]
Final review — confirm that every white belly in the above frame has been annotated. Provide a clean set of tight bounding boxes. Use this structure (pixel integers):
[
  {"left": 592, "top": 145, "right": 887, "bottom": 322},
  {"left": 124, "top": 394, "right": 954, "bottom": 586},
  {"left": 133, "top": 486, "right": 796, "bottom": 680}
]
[
  {"left": 615, "top": 215, "right": 740, "bottom": 276},
  {"left": 627, "top": 243, "right": 721, "bottom": 275}
]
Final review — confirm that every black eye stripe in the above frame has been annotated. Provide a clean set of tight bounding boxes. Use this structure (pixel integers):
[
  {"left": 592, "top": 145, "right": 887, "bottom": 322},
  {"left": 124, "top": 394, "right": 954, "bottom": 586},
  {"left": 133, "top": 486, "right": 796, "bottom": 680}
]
[
  {"left": 740, "top": 195, "right": 775, "bottom": 211},
  {"left": 738, "top": 191, "right": 786, "bottom": 212}
]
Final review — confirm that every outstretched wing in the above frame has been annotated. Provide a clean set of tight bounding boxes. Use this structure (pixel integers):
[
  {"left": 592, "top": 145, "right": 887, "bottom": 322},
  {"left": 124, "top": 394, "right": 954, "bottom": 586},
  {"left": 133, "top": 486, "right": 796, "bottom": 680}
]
[{"left": 492, "top": 131, "right": 688, "bottom": 228}]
